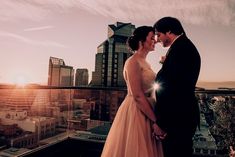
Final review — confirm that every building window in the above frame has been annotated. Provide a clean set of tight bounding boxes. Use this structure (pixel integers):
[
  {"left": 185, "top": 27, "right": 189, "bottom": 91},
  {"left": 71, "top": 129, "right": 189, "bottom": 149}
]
[
  {"left": 210, "top": 150, "right": 215, "bottom": 155},
  {"left": 202, "top": 149, "right": 208, "bottom": 154},
  {"left": 195, "top": 148, "right": 201, "bottom": 153}
]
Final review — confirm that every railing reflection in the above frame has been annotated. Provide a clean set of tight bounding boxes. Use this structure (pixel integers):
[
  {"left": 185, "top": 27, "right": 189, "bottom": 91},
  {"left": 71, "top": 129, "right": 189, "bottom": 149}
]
[{"left": 0, "top": 85, "right": 234, "bottom": 157}]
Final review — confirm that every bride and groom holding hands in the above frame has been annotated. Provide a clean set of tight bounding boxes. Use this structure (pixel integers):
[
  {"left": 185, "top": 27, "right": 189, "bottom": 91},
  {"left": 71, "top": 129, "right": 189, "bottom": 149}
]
[{"left": 101, "top": 17, "right": 201, "bottom": 157}]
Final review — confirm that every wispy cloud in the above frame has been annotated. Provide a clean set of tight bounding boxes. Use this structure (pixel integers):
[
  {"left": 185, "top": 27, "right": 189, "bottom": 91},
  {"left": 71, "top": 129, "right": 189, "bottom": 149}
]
[
  {"left": 0, "top": 31, "right": 66, "bottom": 48},
  {"left": 0, "top": 1, "right": 48, "bottom": 21},
  {"left": 0, "top": 0, "right": 234, "bottom": 26},
  {"left": 78, "top": 0, "right": 235, "bottom": 26},
  {"left": 0, "top": 1, "right": 83, "bottom": 22},
  {"left": 24, "top": 26, "right": 54, "bottom": 32}
]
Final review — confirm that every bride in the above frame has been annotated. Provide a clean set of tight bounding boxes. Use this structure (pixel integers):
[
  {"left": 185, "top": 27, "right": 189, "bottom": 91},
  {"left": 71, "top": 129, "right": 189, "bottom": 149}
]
[{"left": 101, "top": 26, "right": 165, "bottom": 157}]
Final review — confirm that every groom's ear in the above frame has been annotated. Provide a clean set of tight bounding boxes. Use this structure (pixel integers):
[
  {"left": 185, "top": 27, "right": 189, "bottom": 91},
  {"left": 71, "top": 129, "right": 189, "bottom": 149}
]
[
  {"left": 165, "top": 31, "right": 171, "bottom": 37},
  {"left": 166, "top": 31, "right": 171, "bottom": 35}
]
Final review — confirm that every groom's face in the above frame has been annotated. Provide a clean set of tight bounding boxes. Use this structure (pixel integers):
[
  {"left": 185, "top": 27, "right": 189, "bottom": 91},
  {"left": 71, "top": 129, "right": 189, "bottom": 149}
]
[{"left": 155, "top": 32, "right": 171, "bottom": 47}]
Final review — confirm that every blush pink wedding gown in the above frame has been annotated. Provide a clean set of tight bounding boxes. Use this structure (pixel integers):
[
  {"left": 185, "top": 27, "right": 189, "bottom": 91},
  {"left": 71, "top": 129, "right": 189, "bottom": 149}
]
[{"left": 101, "top": 58, "right": 164, "bottom": 157}]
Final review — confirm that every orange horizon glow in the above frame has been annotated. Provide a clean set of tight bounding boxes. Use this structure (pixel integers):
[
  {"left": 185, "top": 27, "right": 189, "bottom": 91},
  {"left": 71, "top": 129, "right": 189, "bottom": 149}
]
[{"left": 10, "top": 75, "right": 29, "bottom": 87}]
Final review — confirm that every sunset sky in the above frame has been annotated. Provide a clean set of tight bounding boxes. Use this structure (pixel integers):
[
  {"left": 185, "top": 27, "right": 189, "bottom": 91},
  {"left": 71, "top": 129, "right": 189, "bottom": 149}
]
[{"left": 0, "top": 0, "right": 235, "bottom": 85}]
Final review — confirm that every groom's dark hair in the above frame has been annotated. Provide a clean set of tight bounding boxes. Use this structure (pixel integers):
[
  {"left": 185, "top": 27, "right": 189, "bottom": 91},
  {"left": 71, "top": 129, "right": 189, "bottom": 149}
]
[{"left": 153, "top": 17, "right": 186, "bottom": 35}]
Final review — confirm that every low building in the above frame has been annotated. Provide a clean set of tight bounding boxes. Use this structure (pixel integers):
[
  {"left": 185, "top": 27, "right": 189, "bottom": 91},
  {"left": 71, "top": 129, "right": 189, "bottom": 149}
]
[{"left": 193, "top": 114, "right": 217, "bottom": 156}]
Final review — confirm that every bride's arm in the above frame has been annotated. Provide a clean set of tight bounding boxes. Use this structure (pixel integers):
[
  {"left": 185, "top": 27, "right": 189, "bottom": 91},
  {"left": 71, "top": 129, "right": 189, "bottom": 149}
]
[{"left": 125, "top": 58, "right": 156, "bottom": 122}]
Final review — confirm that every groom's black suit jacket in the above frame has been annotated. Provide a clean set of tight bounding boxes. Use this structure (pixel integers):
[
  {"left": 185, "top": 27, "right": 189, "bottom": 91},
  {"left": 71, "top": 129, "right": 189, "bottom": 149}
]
[{"left": 155, "top": 34, "right": 201, "bottom": 135}]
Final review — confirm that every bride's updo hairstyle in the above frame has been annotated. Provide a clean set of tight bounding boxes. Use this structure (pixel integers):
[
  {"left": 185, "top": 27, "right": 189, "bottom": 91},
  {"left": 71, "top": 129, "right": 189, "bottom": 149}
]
[{"left": 127, "top": 26, "right": 154, "bottom": 52}]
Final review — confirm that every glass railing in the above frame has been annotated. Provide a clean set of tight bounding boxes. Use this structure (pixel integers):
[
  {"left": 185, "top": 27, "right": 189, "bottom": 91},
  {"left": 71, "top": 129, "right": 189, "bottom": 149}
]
[{"left": 0, "top": 85, "right": 234, "bottom": 157}]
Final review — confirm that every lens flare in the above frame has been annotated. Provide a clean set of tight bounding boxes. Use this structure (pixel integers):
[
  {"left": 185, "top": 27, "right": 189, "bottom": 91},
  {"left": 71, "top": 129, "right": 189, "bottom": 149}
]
[{"left": 153, "top": 82, "right": 160, "bottom": 91}]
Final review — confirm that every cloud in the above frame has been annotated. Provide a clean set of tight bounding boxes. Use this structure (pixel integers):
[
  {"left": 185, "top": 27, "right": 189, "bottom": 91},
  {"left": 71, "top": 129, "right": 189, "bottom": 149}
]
[
  {"left": 0, "top": 0, "right": 84, "bottom": 22},
  {"left": 79, "top": 0, "right": 235, "bottom": 26},
  {"left": 0, "top": 1, "right": 48, "bottom": 21},
  {"left": 24, "top": 26, "right": 54, "bottom": 32},
  {"left": 0, "top": 31, "right": 66, "bottom": 48},
  {"left": 0, "top": 0, "right": 234, "bottom": 26}
]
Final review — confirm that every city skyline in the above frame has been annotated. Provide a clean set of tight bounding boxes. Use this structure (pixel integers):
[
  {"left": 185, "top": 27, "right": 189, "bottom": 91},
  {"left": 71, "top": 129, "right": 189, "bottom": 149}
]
[{"left": 0, "top": 0, "right": 235, "bottom": 85}]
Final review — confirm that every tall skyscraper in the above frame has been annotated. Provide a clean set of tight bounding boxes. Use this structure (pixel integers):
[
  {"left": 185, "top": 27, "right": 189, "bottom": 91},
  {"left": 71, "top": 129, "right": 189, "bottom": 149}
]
[
  {"left": 48, "top": 56, "right": 74, "bottom": 86},
  {"left": 91, "top": 22, "right": 135, "bottom": 87},
  {"left": 75, "top": 68, "right": 89, "bottom": 86}
]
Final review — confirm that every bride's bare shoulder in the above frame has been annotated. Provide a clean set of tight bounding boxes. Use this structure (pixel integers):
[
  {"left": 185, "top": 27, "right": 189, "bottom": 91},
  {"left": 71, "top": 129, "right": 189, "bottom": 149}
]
[{"left": 125, "top": 55, "right": 139, "bottom": 67}]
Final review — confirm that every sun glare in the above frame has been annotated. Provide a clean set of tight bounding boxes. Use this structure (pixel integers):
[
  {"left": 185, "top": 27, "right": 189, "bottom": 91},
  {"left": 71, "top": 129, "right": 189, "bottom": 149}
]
[{"left": 14, "top": 75, "right": 28, "bottom": 87}]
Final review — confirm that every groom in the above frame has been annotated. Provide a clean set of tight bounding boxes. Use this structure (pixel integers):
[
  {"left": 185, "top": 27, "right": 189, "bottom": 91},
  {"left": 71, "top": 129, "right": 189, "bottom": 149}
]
[{"left": 153, "top": 17, "right": 201, "bottom": 157}]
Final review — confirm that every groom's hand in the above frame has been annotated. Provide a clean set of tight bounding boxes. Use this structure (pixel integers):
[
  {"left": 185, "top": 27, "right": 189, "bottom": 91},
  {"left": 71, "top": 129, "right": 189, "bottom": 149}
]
[{"left": 152, "top": 123, "right": 167, "bottom": 140}]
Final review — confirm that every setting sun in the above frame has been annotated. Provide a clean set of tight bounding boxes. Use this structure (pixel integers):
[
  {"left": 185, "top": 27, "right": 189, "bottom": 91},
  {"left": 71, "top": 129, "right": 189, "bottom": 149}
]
[{"left": 13, "top": 75, "right": 29, "bottom": 87}]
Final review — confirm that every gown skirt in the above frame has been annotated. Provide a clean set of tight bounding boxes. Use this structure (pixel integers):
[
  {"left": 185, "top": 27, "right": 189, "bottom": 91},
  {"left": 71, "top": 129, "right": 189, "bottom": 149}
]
[{"left": 101, "top": 94, "right": 164, "bottom": 157}]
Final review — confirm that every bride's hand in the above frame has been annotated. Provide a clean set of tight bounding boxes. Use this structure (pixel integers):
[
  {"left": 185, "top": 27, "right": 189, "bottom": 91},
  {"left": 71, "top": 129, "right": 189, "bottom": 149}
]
[{"left": 152, "top": 123, "right": 167, "bottom": 140}]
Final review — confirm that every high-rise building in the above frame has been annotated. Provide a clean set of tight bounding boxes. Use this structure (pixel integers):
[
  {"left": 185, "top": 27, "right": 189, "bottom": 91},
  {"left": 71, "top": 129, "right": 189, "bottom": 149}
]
[
  {"left": 75, "top": 69, "right": 89, "bottom": 86},
  {"left": 91, "top": 22, "right": 135, "bottom": 87},
  {"left": 48, "top": 57, "right": 74, "bottom": 86}
]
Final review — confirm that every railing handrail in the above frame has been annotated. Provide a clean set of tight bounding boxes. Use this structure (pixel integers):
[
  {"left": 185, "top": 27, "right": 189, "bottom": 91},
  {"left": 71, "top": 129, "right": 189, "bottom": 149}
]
[
  {"left": 0, "top": 84, "right": 127, "bottom": 91},
  {"left": 1, "top": 84, "right": 235, "bottom": 94}
]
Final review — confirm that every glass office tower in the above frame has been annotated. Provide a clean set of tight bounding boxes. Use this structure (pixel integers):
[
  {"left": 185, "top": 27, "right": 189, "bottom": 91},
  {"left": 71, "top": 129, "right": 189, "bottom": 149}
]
[{"left": 91, "top": 22, "right": 135, "bottom": 87}]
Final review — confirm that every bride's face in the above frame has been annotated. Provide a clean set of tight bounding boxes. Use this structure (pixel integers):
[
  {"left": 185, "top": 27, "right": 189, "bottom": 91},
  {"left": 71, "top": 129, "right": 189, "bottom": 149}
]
[{"left": 143, "top": 31, "right": 156, "bottom": 51}]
